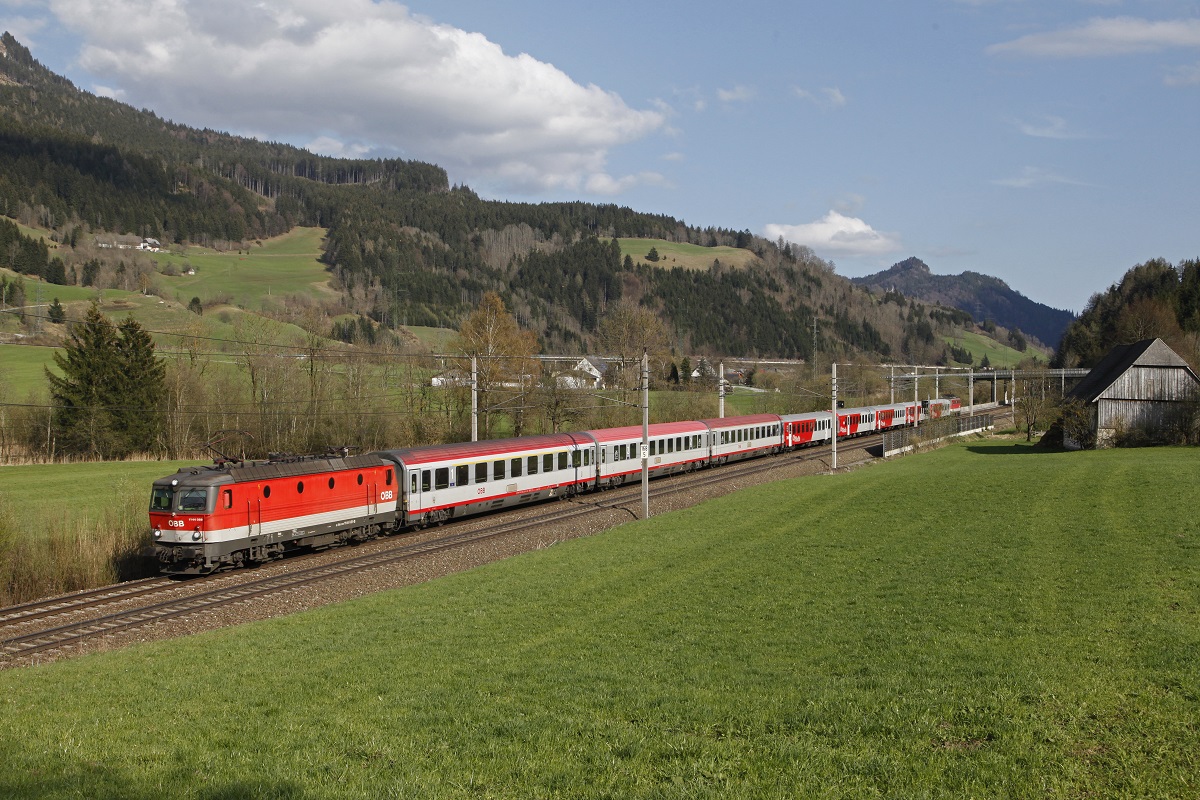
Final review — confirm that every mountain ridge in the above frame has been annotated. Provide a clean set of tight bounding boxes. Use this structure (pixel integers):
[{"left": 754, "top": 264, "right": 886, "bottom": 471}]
[{"left": 852, "top": 257, "right": 1076, "bottom": 348}]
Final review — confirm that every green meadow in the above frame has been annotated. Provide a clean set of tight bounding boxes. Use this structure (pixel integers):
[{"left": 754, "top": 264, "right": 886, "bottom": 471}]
[
  {"left": 150, "top": 227, "right": 337, "bottom": 309},
  {"left": 943, "top": 329, "right": 1044, "bottom": 368},
  {"left": 2, "top": 439, "right": 1197, "bottom": 798},
  {"left": 618, "top": 238, "right": 759, "bottom": 271}
]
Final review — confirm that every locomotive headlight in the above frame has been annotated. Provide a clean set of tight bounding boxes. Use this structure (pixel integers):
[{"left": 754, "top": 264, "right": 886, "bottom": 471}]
[
  {"left": 153, "top": 529, "right": 161, "bottom": 539},
  {"left": 191, "top": 530, "right": 202, "bottom": 541}
]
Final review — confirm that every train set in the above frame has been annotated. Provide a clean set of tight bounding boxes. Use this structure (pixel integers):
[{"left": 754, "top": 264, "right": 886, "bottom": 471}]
[{"left": 150, "top": 397, "right": 961, "bottom": 575}]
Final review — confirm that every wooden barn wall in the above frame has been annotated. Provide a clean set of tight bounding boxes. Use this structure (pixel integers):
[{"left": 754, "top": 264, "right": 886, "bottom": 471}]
[
  {"left": 1097, "top": 367, "right": 1199, "bottom": 403},
  {"left": 1097, "top": 399, "right": 1193, "bottom": 433}
]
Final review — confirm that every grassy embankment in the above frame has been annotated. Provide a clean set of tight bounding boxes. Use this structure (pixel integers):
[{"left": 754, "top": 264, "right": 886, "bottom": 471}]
[{"left": 1, "top": 439, "right": 1197, "bottom": 797}]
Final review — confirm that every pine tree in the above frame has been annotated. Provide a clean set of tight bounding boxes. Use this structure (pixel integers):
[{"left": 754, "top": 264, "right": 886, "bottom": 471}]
[
  {"left": 47, "top": 298, "right": 65, "bottom": 323},
  {"left": 46, "top": 305, "right": 165, "bottom": 458},
  {"left": 115, "top": 315, "right": 166, "bottom": 454},
  {"left": 47, "top": 304, "right": 121, "bottom": 458}
]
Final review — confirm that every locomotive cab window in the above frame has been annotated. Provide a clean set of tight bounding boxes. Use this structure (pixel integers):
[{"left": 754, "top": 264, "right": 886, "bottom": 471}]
[
  {"left": 179, "top": 488, "right": 208, "bottom": 512},
  {"left": 223, "top": 489, "right": 232, "bottom": 509},
  {"left": 385, "top": 469, "right": 393, "bottom": 486},
  {"left": 151, "top": 487, "right": 172, "bottom": 511}
]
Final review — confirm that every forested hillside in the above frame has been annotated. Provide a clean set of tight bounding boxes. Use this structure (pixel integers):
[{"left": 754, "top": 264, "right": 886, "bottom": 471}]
[
  {"left": 0, "top": 31, "right": 1006, "bottom": 363},
  {"left": 1053, "top": 257, "right": 1200, "bottom": 368}
]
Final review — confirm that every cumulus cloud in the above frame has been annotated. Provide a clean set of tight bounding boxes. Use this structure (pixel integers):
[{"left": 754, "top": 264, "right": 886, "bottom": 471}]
[
  {"left": 987, "top": 17, "right": 1200, "bottom": 58},
  {"left": 37, "top": 0, "right": 665, "bottom": 195},
  {"left": 764, "top": 211, "right": 902, "bottom": 258}
]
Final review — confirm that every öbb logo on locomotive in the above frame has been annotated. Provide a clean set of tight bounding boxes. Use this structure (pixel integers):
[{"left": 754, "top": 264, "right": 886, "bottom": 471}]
[{"left": 149, "top": 399, "right": 960, "bottom": 575}]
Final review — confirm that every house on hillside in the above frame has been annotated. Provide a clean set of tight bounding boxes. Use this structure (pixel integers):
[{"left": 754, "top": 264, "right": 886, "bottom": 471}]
[
  {"left": 557, "top": 357, "right": 608, "bottom": 389},
  {"left": 1063, "top": 338, "right": 1199, "bottom": 449}
]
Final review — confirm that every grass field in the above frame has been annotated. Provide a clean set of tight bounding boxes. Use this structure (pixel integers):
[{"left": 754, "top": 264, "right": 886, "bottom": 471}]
[
  {"left": 0, "top": 459, "right": 197, "bottom": 538},
  {"left": 1, "top": 439, "right": 1197, "bottom": 797},
  {"left": 619, "top": 238, "right": 759, "bottom": 271},
  {"left": 0, "top": 343, "right": 59, "bottom": 400},
  {"left": 944, "top": 329, "right": 1046, "bottom": 368},
  {"left": 150, "top": 227, "right": 336, "bottom": 310}
]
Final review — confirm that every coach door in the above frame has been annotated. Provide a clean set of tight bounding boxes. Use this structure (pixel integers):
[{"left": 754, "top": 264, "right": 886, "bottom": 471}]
[{"left": 408, "top": 469, "right": 421, "bottom": 518}]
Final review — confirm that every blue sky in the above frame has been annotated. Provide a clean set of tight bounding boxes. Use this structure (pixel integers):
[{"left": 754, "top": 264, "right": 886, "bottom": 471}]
[{"left": 2, "top": 1, "right": 1198, "bottom": 312}]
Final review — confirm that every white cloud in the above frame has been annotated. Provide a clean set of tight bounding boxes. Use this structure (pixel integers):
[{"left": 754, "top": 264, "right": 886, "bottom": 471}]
[
  {"left": 1165, "top": 61, "right": 1200, "bottom": 86},
  {"left": 795, "top": 86, "right": 847, "bottom": 108},
  {"left": 764, "top": 211, "right": 902, "bottom": 258},
  {"left": 992, "top": 166, "right": 1094, "bottom": 188},
  {"left": 987, "top": 17, "right": 1200, "bottom": 58},
  {"left": 39, "top": 0, "right": 665, "bottom": 196},
  {"left": 584, "top": 171, "right": 668, "bottom": 195},
  {"left": 716, "top": 85, "right": 754, "bottom": 103},
  {"left": 1015, "top": 115, "right": 1087, "bottom": 139}
]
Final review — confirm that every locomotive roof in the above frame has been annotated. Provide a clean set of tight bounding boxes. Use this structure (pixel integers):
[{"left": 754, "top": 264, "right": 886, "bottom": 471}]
[
  {"left": 376, "top": 432, "right": 588, "bottom": 466},
  {"left": 153, "top": 454, "right": 389, "bottom": 486}
]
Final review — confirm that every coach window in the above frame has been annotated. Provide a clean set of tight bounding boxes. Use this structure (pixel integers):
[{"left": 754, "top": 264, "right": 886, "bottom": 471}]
[
  {"left": 475, "top": 463, "right": 488, "bottom": 484},
  {"left": 667, "top": 439, "right": 673, "bottom": 454},
  {"left": 527, "top": 455, "right": 538, "bottom": 475},
  {"left": 584, "top": 450, "right": 592, "bottom": 466},
  {"left": 617, "top": 444, "right": 626, "bottom": 460},
  {"left": 649, "top": 441, "right": 656, "bottom": 456},
  {"left": 421, "top": 470, "right": 431, "bottom": 492},
  {"left": 557, "top": 452, "right": 567, "bottom": 470},
  {"left": 411, "top": 473, "right": 418, "bottom": 493},
  {"left": 543, "top": 453, "right": 553, "bottom": 473},
  {"left": 456, "top": 465, "right": 469, "bottom": 487},
  {"left": 572, "top": 451, "right": 581, "bottom": 468},
  {"left": 511, "top": 458, "right": 522, "bottom": 478},
  {"left": 435, "top": 468, "right": 450, "bottom": 490},
  {"left": 222, "top": 489, "right": 232, "bottom": 510},
  {"left": 676, "top": 436, "right": 682, "bottom": 451}
]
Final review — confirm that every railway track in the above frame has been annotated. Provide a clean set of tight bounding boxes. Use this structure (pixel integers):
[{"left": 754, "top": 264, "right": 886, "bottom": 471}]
[{"left": 0, "top": 414, "right": 995, "bottom": 665}]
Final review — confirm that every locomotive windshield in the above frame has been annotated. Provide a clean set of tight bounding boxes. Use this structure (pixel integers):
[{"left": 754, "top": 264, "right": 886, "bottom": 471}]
[
  {"left": 150, "top": 486, "right": 173, "bottom": 511},
  {"left": 178, "top": 488, "right": 209, "bottom": 512}
]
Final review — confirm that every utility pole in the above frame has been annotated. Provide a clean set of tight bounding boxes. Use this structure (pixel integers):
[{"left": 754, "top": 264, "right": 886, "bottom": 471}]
[
  {"left": 831, "top": 363, "right": 838, "bottom": 470},
  {"left": 718, "top": 360, "right": 725, "bottom": 418},
  {"left": 641, "top": 349, "right": 650, "bottom": 520},
  {"left": 471, "top": 355, "right": 478, "bottom": 442}
]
